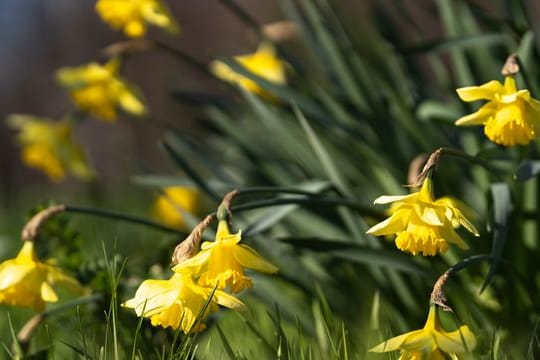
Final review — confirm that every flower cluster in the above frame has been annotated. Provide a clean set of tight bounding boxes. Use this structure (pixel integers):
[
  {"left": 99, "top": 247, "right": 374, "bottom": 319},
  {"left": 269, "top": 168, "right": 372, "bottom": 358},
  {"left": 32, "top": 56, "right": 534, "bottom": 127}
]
[
  {"left": 210, "top": 42, "right": 287, "bottom": 99},
  {"left": 370, "top": 304, "right": 476, "bottom": 359},
  {"left": 56, "top": 58, "right": 146, "bottom": 122},
  {"left": 95, "top": 0, "right": 179, "bottom": 38},
  {"left": 455, "top": 76, "right": 540, "bottom": 146},
  {"left": 0, "top": 241, "right": 85, "bottom": 311},
  {"left": 123, "top": 217, "right": 278, "bottom": 333},
  {"left": 8, "top": 115, "right": 93, "bottom": 182},
  {"left": 367, "top": 177, "right": 479, "bottom": 256}
]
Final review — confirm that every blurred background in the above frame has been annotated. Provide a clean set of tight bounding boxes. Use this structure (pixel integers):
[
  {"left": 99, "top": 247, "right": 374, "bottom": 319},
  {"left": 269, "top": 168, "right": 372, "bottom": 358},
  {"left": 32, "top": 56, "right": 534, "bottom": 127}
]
[{"left": 0, "top": 1, "right": 282, "bottom": 211}]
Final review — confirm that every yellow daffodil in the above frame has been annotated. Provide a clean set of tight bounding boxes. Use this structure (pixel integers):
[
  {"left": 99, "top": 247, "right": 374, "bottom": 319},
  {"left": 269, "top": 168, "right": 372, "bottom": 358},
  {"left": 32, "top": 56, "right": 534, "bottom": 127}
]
[
  {"left": 0, "top": 241, "right": 85, "bottom": 312},
  {"left": 366, "top": 178, "right": 479, "bottom": 256},
  {"left": 123, "top": 272, "right": 245, "bottom": 333},
  {"left": 455, "top": 76, "right": 540, "bottom": 146},
  {"left": 56, "top": 58, "right": 146, "bottom": 122},
  {"left": 7, "top": 115, "right": 93, "bottom": 182},
  {"left": 95, "top": 0, "right": 179, "bottom": 38},
  {"left": 174, "top": 219, "right": 279, "bottom": 293},
  {"left": 370, "top": 305, "right": 476, "bottom": 359},
  {"left": 152, "top": 187, "right": 200, "bottom": 230},
  {"left": 210, "top": 42, "right": 287, "bottom": 98}
]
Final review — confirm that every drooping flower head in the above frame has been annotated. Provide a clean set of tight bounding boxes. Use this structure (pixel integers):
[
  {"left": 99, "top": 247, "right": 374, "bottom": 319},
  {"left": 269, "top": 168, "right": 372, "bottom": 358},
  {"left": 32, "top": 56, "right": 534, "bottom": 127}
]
[
  {"left": 370, "top": 305, "right": 477, "bottom": 359},
  {"left": 174, "top": 219, "right": 279, "bottom": 293},
  {"left": 210, "top": 42, "right": 287, "bottom": 98},
  {"left": 95, "top": 0, "right": 179, "bottom": 38},
  {"left": 152, "top": 187, "right": 200, "bottom": 230},
  {"left": 455, "top": 76, "right": 540, "bottom": 146},
  {"left": 8, "top": 115, "right": 93, "bottom": 182},
  {"left": 366, "top": 178, "right": 479, "bottom": 256},
  {"left": 0, "top": 241, "right": 85, "bottom": 311},
  {"left": 56, "top": 58, "right": 146, "bottom": 122},
  {"left": 122, "top": 272, "right": 245, "bottom": 333}
]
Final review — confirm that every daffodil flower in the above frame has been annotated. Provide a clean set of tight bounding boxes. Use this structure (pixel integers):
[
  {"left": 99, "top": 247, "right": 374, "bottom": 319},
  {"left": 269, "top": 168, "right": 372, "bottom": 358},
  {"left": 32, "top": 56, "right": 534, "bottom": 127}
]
[
  {"left": 122, "top": 272, "right": 245, "bottom": 333},
  {"left": 210, "top": 42, "right": 287, "bottom": 98},
  {"left": 0, "top": 241, "right": 85, "bottom": 311},
  {"left": 370, "top": 305, "right": 476, "bottom": 359},
  {"left": 152, "top": 187, "right": 200, "bottom": 230},
  {"left": 455, "top": 76, "right": 540, "bottom": 146},
  {"left": 366, "top": 178, "right": 479, "bottom": 256},
  {"left": 56, "top": 58, "right": 146, "bottom": 122},
  {"left": 174, "top": 220, "right": 279, "bottom": 293},
  {"left": 7, "top": 115, "right": 93, "bottom": 182},
  {"left": 95, "top": 0, "right": 179, "bottom": 38}
]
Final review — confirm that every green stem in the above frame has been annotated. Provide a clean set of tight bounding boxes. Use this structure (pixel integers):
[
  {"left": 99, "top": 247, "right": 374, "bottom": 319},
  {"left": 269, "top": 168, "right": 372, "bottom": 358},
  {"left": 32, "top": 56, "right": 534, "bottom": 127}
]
[
  {"left": 445, "top": 254, "right": 493, "bottom": 276},
  {"left": 64, "top": 205, "right": 180, "bottom": 234},
  {"left": 236, "top": 186, "right": 328, "bottom": 197},
  {"left": 229, "top": 197, "right": 385, "bottom": 219},
  {"left": 440, "top": 148, "right": 503, "bottom": 174}
]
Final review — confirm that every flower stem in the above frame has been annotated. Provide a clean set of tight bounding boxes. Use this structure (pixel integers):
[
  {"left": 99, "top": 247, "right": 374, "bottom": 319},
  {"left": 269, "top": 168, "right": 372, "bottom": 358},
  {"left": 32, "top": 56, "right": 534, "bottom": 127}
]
[
  {"left": 230, "top": 197, "right": 386, "bottom": 219},
  {"left": 414, "top": 147, "right": 504, "bottom": 186},
  {"left": 430, "top": 254, "right": 493, "bottom": 310},
  {"left": 64, "top": 205, "right": 180, "bottom": 234}
]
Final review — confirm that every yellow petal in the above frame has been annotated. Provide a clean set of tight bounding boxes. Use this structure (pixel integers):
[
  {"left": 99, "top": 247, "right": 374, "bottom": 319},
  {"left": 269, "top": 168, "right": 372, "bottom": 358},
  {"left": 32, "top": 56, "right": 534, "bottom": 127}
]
[
  {"left": 399, "top": 329, "right": 435, "bottom": 352},
  {"left": 434, "top": 325, "right": 476, "bottom": 353},
  {"left": 117, "top": 86, "right": 146, "bottom": 116},
  {"left": 455, "top": 103, "right": 496, "bottom": 126},
  {"left": 41, "top": 282, "right": 59, "bottom": 302},
  {"left": 124, "top": 278, "right": 179, "bottom": 316},
  {"left": 0, "top": 263, "right": 31, "bottom": 290},
  {"left": 456, "top": 80, "right": 504, "bottom": 102},
  {"left": 417, "top": 206, "right": 444, "bottom": 226},
  {"left": 440, "top": 226, "right": 469, "bottom": 250},
  {"left": 373, "top": 193, "right": 416, "bottom": 205},
  {"left": 369, "top": 332, "right": 414, "bottom": 352},
  {"left": 233, "top": 245, "right": 279, "bottom": 274},
  {"left": 366, "top": 209, "right": 409, "bottom": 235},
  {"left": 172, "top": 250, "right": 210, "bottom": 274},
  {"left": 213, "top": 289, "right": 247, "bottom": 310}
]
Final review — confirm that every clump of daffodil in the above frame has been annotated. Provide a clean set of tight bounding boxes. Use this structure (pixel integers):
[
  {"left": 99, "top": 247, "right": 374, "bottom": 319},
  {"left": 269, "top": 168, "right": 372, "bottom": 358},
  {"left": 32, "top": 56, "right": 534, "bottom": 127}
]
[
  {"left": 366, "top": 178, "right": 479, "bottom": 256},
  {"left": 370, "top": 304, "right": 477, "bottom": 359},
  {"left": 152, "top": 187, "right": 200, "bottom": 230},
  {"left": 56, "top": 58, "right": 146, "bottom": 122},
  {"left": 0, "top": 241, "right": 85, "bottom": 312},
  {"left": 210, "top": 42, "right": 287, "bottom": 98},
  {"left": 7, "top": 115, "right": 93, "bottom": 182},
  {"left": 95, "top": 0, "right": 179, "bottom": 38},
  {"left": 455, "top": 75, "right": 540, "bottom": 146},
  {"left": 122, "top": 271, "right": 245, "bottom": 333},
  {"left": 174, "top": 218, "right": 279, "bottom": 293}
]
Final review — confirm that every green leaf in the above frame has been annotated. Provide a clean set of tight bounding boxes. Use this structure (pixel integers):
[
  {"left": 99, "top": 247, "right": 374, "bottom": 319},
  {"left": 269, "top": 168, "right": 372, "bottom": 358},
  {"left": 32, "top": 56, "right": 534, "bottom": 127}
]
[
  {"left": 402, "top": 33, "right": 512, "bottom": 55},
  {"left": 278, "top": 237, "right": 428, "bottom": 276},
  {"left": 482, "top": 183, "right": 512, "bottom": 292},
  {"left": 243, "top": 180, "right": 330, "bottom": 237}
]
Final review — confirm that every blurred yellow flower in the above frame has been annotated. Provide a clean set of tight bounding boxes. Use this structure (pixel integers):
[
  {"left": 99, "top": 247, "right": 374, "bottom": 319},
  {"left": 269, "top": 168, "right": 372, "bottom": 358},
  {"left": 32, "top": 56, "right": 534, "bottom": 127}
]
[
  {"left": 8, "top": 115, "right": 93, "bottom": 182},
  {"left": 152, "top": 187, "right": 199, "bottom": 230},
  {"left": 455, "top": 76, "right": 540, "bottom": 146},
  {"left": 370, "top": 305, "right": 476, "bottom": 359},
  {"left": 123, "top": 272, "right": 245, "bottom": 333},
  {"left": 56, "top": 58, "right": 146, "bottom": 122},
  {"left": 95, "top": 0, "right": 179, "bottom": 38},
  {"left": 210, "top": 42, "right": 287, "bottom": 98},
  {"left": 366, "top": 178, "right": 479, "bottom": 256},
  {"left": 174, "top": 219, "right": 279, "bottom": 293},
  {"left": 0, "top": 241, "right": 85, "bottom": 312}
]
